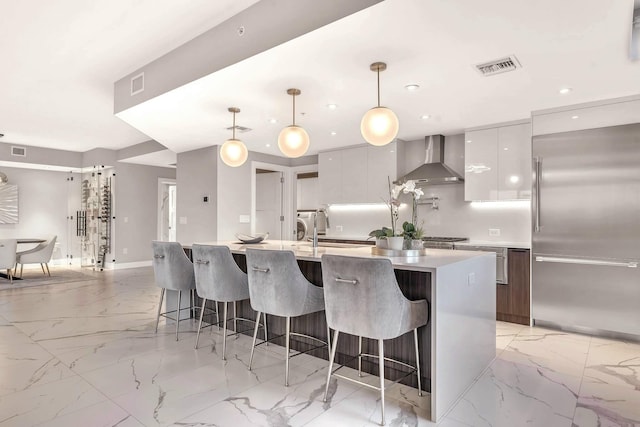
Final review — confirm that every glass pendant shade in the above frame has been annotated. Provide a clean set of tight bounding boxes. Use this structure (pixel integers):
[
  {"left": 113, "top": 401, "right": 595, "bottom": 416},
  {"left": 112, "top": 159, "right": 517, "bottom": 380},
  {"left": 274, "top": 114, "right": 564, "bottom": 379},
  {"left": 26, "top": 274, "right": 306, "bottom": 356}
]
[
  {"left": 278, "top": 125, "right": 310, "bottom": 158},
  {"left": 219, "top": 107, "right": 248, "bottom": 167},
  {"left": 220, "top": 138, "right": 248, "bottom": 167},
  {"left": 361, "top": 62, "right": 399, "bottom": 147},
  {"left": 360, "top": 106, "right": 399, "bottom": 146}
]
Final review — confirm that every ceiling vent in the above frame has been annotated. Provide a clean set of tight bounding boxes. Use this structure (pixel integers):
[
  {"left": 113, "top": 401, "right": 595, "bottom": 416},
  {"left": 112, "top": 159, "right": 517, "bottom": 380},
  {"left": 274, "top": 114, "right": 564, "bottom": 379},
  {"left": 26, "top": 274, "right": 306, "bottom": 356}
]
[
  {"left": 225, "top": 125, "right": 252, "bottom": 133},
  {"left": 11, "top": 146, "right": 26, "bottom": 157},
  {"left": 130, "top": 72, "right": 144, "bottom": 96},
  {"left": 475, "top": 55, "right": 521, "bottom": 76}
]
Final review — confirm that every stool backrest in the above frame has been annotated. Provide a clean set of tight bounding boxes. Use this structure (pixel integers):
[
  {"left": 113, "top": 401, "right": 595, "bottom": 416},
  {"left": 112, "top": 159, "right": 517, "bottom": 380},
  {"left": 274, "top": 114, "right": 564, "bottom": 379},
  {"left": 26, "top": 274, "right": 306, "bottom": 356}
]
[
  {"left": 321, "top": 254, "right": 411, "bottom": 340},
  {"left": 151, "top": 241, "right": 195, "bottom": 291},
  {"left": 245, "top": 248, "right": 320, "bottom": 317},
  {"left": 0, "top": 239, "right": 17, "bottom": 270},
  {"left": 191, "top": 244, "right": 248, "bottom": 302}
]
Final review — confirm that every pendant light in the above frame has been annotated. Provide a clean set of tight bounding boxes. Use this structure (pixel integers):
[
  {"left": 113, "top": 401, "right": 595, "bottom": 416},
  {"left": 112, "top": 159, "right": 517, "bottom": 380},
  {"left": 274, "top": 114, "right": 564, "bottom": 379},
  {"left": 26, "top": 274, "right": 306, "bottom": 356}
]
[
  {"left": 278, "top": 88, "right": 310, "bottom": 158},
  {"left": 360, "top": 62, "right": 399, "bottom": 146},
  {"left": 220, "top": 107, "right": 248, "bottom": 167}
]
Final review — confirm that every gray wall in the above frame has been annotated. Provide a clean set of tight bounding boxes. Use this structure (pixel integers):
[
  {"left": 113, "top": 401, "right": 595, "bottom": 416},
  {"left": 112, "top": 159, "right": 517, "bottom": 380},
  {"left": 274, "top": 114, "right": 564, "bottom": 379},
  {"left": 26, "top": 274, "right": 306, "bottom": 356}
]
[
  {"left": 114, "top": 162, "right": 176, "bottom": 263},
  {"left": 0, "top": 142, "right": 81, "bottom": 168},
  {"left": 0, "top": 167, "right": 80, "bottom": 264},
  {"left": 176, "top": 146, "right": 218, "bottom": 245}
]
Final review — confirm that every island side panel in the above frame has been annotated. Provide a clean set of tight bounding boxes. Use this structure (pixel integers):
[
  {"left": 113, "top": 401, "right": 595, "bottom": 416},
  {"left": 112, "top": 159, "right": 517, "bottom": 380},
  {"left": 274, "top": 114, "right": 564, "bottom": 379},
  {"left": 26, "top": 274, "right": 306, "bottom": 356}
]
[{"left": 431, "top": 254, "right": 496, "bottom": 422}]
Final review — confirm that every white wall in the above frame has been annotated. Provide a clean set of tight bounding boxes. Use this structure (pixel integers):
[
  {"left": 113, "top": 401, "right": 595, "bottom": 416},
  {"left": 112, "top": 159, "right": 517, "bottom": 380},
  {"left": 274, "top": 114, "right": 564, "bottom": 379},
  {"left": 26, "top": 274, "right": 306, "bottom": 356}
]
[
  {"left": 0, "top": 167, "right": 80, "bottom": 264},
  {"left": 325, "top": 134, "right": 531, "bottom": 242},
  {"left": 296, "top": 177, "right": 319, "bottom": 210}
]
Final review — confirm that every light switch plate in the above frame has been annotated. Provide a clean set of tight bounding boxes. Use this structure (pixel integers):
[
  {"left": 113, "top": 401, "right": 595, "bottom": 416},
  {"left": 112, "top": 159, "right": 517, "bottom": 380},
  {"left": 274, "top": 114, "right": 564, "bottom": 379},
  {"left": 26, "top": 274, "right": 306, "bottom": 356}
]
[
  {"left": 179, "top": 216, "right": 187, "bottom": 225},
  {"left": 489, "top": 228, "right": 501, "bottom": 237},
  {"left": 239, "top": 215, "right": 250, "bottom": 223}
]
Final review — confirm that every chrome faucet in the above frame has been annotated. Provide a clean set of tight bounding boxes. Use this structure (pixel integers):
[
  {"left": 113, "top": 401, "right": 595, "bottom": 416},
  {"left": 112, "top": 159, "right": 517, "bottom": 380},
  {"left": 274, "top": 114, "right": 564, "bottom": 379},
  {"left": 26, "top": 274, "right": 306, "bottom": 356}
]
[{"left": 312, "top": 208, "right": 329, "bottom": 248}]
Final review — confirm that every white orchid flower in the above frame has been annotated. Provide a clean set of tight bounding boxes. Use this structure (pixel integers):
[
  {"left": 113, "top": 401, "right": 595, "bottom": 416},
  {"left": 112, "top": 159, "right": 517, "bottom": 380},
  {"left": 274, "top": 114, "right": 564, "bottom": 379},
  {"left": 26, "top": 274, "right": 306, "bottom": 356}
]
[
  {"left": 403, "top": 180, "right": 416, "bottom": 193},
  {"left": 414, "top": 188, "right": 424, "bottom": 199},
  {"left": 391, "top": 185, "right": 403, "bottom": 199}
]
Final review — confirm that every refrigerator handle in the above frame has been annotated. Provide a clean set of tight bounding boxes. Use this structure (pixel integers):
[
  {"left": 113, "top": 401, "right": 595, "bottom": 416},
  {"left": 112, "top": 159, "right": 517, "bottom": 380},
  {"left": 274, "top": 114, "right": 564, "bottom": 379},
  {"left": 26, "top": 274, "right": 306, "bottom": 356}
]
[
  {"left": 533, "top": 157, "right": 542, "bottom": 232},
  {"left": 535, "top": 256, "right": 638, "bottom": 268}
]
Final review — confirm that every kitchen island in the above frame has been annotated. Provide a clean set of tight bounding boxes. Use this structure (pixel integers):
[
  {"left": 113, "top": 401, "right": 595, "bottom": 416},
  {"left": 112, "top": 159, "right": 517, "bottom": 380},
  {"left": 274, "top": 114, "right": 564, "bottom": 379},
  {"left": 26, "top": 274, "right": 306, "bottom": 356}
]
[{"left": 179, "top": 240, "right": 496, "bottom": 422}]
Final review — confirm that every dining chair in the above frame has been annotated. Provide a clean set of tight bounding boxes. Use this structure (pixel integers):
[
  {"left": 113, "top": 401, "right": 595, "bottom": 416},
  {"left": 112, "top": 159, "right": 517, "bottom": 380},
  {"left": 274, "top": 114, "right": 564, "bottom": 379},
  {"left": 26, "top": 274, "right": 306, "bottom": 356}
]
[
  {"left": 0, "top": 239, "right": 18, "bottom": 283},
  {"left": 16, "top": 235, "right": 57, "bottom": 278}
]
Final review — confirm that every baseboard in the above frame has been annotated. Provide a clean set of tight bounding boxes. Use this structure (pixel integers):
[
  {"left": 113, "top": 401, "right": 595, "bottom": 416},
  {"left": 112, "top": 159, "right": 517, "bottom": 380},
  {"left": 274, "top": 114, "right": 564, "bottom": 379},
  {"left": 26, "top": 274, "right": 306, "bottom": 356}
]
[
  {"left": 104, "top": 260, "right": 152, "bottom": 270},
  {"left": 497, "top": 312, "right": 530, "bottom": 325}
]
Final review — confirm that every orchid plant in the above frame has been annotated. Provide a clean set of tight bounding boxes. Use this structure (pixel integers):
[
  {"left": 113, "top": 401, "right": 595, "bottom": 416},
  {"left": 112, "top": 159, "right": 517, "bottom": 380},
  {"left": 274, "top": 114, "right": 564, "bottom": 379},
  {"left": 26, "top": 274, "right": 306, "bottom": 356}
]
[{"left": 370, "top": 178, "right": 426, "bottom": 240}]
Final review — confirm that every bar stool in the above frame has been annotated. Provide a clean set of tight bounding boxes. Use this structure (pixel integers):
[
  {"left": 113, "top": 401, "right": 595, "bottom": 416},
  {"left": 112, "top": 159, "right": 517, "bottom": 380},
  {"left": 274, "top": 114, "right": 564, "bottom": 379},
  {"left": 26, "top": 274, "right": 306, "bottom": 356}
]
[
  {"left": 245, "top": 248, "right": 329, "bottom": 386},
  {"left": 320, "top": 254, "right": 429, "bottom": 426},
  {"left": 191, "top": 244, "right": 267, "bottom": 359},
  {"left": 151, "top": 241, "right": 198, "bottom": 341}
]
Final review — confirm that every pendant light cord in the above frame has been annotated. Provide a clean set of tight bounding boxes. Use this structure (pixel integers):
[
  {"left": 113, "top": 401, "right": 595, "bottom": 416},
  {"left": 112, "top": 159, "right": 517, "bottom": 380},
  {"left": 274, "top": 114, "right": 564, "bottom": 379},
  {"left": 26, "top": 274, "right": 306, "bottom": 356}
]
[
  {"left": 232, "top": 111, "right": 236, "bottom": 139},
  {"left": 377, "top": 68, "right": 381, "bottom": 107},
  {"left": 292, "top": 93, "right": 296, "bottom": 126}
]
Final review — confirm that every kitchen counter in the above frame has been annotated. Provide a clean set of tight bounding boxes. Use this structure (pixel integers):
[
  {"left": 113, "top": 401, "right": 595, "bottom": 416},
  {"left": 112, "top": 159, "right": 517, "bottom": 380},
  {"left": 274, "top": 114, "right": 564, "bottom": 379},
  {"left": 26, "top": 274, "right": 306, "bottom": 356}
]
[
  {"left": 181, "top": 240, "right": 495, "bottom": 422},
  {"left": 454, "top": 240, "right": 531, "bottom": 249}
]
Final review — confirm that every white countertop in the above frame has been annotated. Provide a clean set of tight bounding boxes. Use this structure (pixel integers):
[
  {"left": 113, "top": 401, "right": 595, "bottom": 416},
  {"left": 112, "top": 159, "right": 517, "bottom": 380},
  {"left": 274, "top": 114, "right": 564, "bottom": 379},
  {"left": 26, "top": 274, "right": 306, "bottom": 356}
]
[
  {"left": 454, "top": 240, "right": 530, "bottom": 249},
  {"left": 190, "top": 240, "right": 494, "bottom": 273}
]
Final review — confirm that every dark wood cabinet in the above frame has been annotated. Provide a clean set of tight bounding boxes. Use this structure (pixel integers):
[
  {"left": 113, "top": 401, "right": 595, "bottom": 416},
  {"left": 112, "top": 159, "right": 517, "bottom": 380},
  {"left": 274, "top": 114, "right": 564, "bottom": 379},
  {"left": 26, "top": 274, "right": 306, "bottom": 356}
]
[{"left": 496, "top": 248, "right": 530, "bottom": 325}]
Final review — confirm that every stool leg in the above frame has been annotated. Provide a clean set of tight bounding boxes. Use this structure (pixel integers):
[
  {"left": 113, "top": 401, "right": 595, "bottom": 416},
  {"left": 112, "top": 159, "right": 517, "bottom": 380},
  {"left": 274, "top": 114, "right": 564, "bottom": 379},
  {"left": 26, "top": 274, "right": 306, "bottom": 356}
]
[
  {"left": 358, "top": 336, "right": 363, "bottom": 377},
  {"left": 20, "top": 264, "right": 23, "bottom": 278},
  {"left": 222, "top": 302, "right": 228, "bottom": 360},
  {"left": 379, "top": 339, "right": 385, "bottom": 426},
  {"left": 413, "top": 328, "right": 423, "bottom": 396},
  {"left": 326, "top": 323, "right": 331, "bottom": 355},
  {"left": 233, "top": 301, "right": 238, "bottom": 338},
  {"left": 264, "top": 314, "right": 268, "bottom": 345},
  {"left": 41, "top": 263, "right": 46, "bottom": 275},
  {"left": 195, "top": 298, "right": 207, "bottom": 349},
  {"left": 175, "top": 290, "right": 181, "bottom": 341},
  {"left": 323, "top": 330, "right": 339, "bottom": 402},
  {"left": 285, "top": 316, "right": 291, "bottom": 387},
  {"left": 154, "top": 289, "right": 165, "bottom": 333},
  {"left": 249, "top": 311, "right": 261, "bottom": 371},
  {"left": 45, "top": 263, "right": 51, "bottom": 276},
  {"left": 215, "top": 301, "right": 220, "bottom": 331}
]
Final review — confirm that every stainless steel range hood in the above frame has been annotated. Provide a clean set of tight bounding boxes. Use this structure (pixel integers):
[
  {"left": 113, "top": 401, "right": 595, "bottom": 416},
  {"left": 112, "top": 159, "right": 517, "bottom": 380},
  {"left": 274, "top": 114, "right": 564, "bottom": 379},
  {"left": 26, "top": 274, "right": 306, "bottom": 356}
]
[{"left": 396, "top": 135, "right": 464, "bottom": 185}]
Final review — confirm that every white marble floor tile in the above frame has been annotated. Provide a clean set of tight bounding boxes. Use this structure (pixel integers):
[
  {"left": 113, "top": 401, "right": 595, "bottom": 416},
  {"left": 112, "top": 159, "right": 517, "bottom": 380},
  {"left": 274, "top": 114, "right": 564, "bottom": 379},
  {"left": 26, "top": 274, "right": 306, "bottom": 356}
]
[
  {"left": 0, "top": 375, "right": 107, "bottom": 427},
  {"left": 446, "top": 358, "right": 580, "bottom": 427},
  {"left": 498, "top": 328, "right": 591, "bottom": 378},
  {"left": 0, "top": 354, "right": 76, "bottom": 396},
  {"left": 33, "top": 400, "right": 144, "bottom": 427},
  {"left": 572, "top": 381, "right": 640, "bottom": 426},
  {"left": 583, "top": 337, "right": 640, "bottom": 392}
]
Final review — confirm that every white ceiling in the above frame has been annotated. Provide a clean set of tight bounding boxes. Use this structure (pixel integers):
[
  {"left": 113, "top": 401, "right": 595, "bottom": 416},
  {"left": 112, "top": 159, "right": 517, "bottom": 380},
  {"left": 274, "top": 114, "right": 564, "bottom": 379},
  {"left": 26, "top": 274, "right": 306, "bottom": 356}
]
[
  {"left": 0, "top": 0, "right": 259, "bottom": 152},
  {"left": 2, "top": 0, "right": 639, "bottom": 163}
]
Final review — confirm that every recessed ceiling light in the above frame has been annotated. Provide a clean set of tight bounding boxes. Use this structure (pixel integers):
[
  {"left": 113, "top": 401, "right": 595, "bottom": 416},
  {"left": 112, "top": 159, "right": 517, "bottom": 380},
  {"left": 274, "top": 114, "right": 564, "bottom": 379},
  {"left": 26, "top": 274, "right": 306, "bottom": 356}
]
[
  {"left": 330, "top": 131, "right": 337, "bottom": 136},
  {"left": 420, "top": 114, "right": 430, "bottom": 120},
  {"left": 466, "top": 140, "right": 472, "bottom": 144},
  {"left": 405, "top": 84, "right": 420, "bottom": 92},
  {"left": 504, "top": 147, "right": 509, "bottom": 151},
  {"left": 571, "top": 115, "right": 579, "bottom": 119},
  {"left": 266, "top": 143, "right": 271, "bottom": 147},
  {"left": 326, "top": 104, "right": 338, "bottom": 110},
  {"left": 559, "top": 87, "right": 572, "bottom": 95},
  {"left": 268, "top": 118, "right": 277, "bottom": 124}
]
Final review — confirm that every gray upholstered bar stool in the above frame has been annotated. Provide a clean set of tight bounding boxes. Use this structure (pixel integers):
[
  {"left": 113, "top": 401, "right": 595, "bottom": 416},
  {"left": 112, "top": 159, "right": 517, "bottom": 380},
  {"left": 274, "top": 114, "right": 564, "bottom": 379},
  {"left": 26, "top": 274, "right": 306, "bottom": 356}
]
[
  {"left": 151, "top": 241, "right": 198, "bottom": 341},
  {"left": 321, "top": 254, "right": 429, "bottom": 426},
  {"left": 245, "top": 248, "right": 328, "bottom": 386},
  {"left": 191, "top": 244, "right": 267, "bottom": 359}
]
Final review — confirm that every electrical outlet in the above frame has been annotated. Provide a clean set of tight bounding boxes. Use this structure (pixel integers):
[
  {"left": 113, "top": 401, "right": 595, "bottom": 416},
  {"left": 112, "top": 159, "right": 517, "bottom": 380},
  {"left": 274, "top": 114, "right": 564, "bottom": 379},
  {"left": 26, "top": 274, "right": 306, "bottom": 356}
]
[
  {"left": 467, "top": 272, "right": 476, "bottom": 286},
  {"left": 179, "top": 216, "right": 187, "bottom": 225},
  {"left": 123, "top": 217, "right": 128, "bottom": 223},
  {"left": 489, "top": 228, "right": 501, "bottom": 237},
  {"left": 239, "top": 215, "right": 250, "bottom": 223},
  {"left": 122, "top": 248, "right": 128, "bottom": 255},
  {"left": 335, "top": 225, "right": 343, "bottom": 232}
]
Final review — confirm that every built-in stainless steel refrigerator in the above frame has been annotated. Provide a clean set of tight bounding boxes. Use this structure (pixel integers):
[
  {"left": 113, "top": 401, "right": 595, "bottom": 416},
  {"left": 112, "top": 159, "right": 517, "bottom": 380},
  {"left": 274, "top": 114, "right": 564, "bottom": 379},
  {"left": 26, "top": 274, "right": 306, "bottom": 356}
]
[{"left": 532, "top": 123, "right": 640, "bottom": 338}]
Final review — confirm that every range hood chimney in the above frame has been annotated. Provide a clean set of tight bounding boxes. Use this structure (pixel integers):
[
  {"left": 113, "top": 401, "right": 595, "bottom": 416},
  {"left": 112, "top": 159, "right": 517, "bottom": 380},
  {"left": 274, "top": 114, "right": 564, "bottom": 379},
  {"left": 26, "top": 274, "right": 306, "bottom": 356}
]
[{"left": 396, "top": 135, "right": 464, "bottom": 185}]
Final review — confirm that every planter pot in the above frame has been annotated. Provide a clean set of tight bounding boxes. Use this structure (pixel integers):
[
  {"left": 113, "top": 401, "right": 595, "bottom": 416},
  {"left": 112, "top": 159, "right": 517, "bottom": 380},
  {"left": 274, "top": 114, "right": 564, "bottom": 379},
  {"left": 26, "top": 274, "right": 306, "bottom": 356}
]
[
  {"left": 375, "top": 238, "right": 388, "bottom": 249},
  {"left": 411, "top": 239, "right": 424, "bottom": 250},
  {"left": 387, "top": 236, "right": 404, "bottom": 250}
]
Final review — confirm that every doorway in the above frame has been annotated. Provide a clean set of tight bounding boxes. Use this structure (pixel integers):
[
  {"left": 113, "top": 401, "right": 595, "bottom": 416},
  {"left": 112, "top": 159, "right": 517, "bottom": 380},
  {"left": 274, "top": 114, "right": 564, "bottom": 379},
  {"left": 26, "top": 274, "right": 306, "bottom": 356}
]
[{"left": 158, "top": 178, "right": 176, "bottom": 241}]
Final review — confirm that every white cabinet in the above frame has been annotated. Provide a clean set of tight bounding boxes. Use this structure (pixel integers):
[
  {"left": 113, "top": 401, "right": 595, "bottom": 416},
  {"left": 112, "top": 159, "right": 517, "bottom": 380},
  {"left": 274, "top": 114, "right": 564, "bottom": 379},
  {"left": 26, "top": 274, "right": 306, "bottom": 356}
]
[
  {"left": 319, "top": 142, "right": 397, "bottom": 204},
  {"left": 498, "top": 124, "right": 531, "bottom": 200},
  {"left": 464, "top": 128, "right": 498, "bottom": 201},
  {"left": 465, "top": 123, "right": 530, "bottom": 201}
]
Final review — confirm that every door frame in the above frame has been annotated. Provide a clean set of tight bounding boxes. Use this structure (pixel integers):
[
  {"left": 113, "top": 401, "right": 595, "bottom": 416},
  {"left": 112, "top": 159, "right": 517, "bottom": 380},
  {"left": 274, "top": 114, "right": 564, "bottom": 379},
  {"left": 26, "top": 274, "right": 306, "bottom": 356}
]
[
  {"left": 157, "top": 178, "right": 177, "bottom": 241},
  {"left": 251, "top": 161, "right": 293, "bottom": 240}
]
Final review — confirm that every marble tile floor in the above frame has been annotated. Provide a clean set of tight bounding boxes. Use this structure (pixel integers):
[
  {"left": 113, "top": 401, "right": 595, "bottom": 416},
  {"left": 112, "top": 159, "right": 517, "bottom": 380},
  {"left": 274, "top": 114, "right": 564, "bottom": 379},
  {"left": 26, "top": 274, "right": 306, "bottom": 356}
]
[{"left": 0, "top": 266, "right": 639, "bottom": 427}]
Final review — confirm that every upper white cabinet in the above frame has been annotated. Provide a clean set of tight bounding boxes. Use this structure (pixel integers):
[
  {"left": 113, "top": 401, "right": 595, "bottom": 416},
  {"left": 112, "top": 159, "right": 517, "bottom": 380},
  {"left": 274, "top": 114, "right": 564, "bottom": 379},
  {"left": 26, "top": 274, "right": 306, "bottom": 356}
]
[
  {"left": 465, "top": 122, "right": 531, "bottom": 201},
  {"left": 464, "top": 128, "right": 498, "bottom": 201},
  {"left": 319, "top": 142, "right": 397, "bottom": 204}
]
